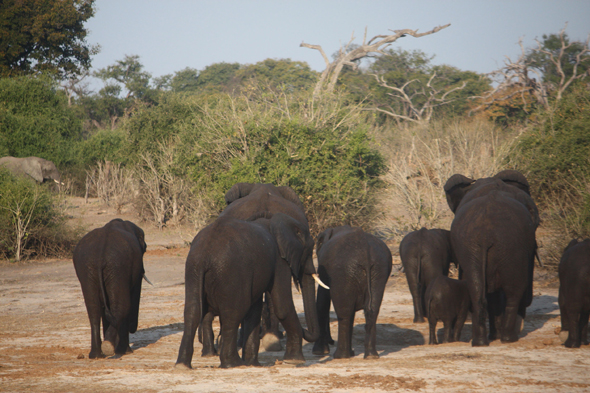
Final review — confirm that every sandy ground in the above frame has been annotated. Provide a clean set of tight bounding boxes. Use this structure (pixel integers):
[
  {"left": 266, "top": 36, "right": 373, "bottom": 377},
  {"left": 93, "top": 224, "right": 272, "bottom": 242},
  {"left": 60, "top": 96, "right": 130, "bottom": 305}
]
[{"left": 0, "top": 198, "right": 589, "bottom": 393}]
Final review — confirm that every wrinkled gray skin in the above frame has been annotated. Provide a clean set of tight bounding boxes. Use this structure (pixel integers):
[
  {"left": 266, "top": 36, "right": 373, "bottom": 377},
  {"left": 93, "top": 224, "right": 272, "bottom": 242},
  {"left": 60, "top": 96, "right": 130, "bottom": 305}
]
[
  {"left": 73, "top": 219, "right": 147, "bottom": 359},
  {"left": 176, "top": 213, "right": 313, "bottom": 368},
  {"left": 425, "top": 275, "right": 471, "bottom": 345},
  {"left": 198, "top": 183, "right": 319, "bottom": 364},
  {"left": 399, "top": 228, "right": 454, "bottom": 323},
  {"left": 312, "top": 226, "right": 392, "bottom": 359},
  {"left": 0, "top": 156, "right": 61, "bottom": 184},
  {"left": 444, "top": 170, "right": 539, "bottom": 347},
  {"left": 558, "top": 239, "right": 590, "bottom": 348}
]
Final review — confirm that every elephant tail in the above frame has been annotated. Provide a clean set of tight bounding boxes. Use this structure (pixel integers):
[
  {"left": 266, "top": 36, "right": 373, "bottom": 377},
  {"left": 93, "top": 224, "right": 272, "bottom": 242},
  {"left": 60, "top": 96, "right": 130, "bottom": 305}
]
[{"left": 97, "top": 262, "right": 114, "bottom": 323}]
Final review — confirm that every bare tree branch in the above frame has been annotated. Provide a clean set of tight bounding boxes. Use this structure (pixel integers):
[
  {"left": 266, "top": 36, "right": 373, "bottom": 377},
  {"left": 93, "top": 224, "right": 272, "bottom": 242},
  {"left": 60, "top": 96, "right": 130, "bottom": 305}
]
[{"left": 301, "top": 23, "right": 451, "bottom": 97}]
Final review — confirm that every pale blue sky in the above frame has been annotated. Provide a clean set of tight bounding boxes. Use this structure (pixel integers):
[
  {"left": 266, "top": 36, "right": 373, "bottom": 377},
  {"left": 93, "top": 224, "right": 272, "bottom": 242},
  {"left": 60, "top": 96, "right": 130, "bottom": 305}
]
[{"left": 86, "top": 1, "right": 590, "bottom": 86}]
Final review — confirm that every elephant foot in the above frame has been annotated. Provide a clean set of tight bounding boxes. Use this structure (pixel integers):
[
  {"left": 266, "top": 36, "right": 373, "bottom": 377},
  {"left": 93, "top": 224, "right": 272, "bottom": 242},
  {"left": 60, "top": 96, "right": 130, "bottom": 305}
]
[
  {"left": 471, "top": 337, "right": 489, "bottom": 347},
  {"left": 559, "top": 330, "right": 569, "bottom": 344},
  {"left": 364, "top": 350, "right": 379, "bottom": 360},
  {"left": 516, "top": 316, "right": 524, "bottom": 333},
  {"left": 500, "top": 332, "right": 519, "bottom": 343},
  {"left": 201, "top": 347, "right": 218, "bottom": 357},
  {"left": 245, "top": 359, "right": 262, "bottom": 367},
  {"left": 333, "top": 348, "right": 354, "bottom": 359},
  {"left": 88, "top": 350, "right": 105, "bottom": 359},
  {"left": 414, "top": 316, "right": 425, "bottom": 323},
  {"left": 174, "top": 362, "right": 192, "bottom": 370},
  {"left": 327, "top": 336, "right": 335, "bottom": 345},
  {"left": 261, "top": 333, "right": 283, "bottom": 352},
  {"left": 312, "top": 341, "right": 330, "bottom": 356},
  {"left": 564, "top": 338, "right": 581, "bottom": 348},
  {"left": 101, "top": 341, "right": 115, "bottom": 357},
  {"left": 219, "top": 358, "right": 245, "bottom": 368}
]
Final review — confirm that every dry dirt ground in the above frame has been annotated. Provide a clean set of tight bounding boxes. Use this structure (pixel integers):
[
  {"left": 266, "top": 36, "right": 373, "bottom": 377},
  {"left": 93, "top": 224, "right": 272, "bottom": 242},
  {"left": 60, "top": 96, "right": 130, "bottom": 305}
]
[{"left": 1, "top": 198, "right": 589, "bottom": 392}]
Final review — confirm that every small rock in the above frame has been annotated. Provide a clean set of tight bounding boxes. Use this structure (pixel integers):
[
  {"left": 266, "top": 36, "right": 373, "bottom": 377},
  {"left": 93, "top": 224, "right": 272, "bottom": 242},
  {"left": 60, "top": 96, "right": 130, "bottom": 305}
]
[
  {"left": 543, "top": 339, "right": 553, "bottom": 345},
  {"left": 77, "top": 354, "right": 85, "bottom": 359},
  {"left": 554, "top": 327, "right": 562, "bottom": 335}
]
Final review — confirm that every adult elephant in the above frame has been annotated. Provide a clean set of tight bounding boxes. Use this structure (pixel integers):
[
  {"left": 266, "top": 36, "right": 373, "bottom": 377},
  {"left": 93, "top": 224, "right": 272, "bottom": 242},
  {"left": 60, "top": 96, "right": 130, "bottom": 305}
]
[
  {"left": 73, "top": 219, "right": 148, "bottom": 358},
  {"left": 0, "top": 156, "right": 61, "bottom": 184},
  {"left": 444, "top": 170, "right": 539, "bottom": 346},
  {"left": 558, "top": 239, "right": 590, "bottom": 348},
  {"left": 176, "top": 212, "right": 314, "bottom": 368},
  {"left": 312, "top": 226, "right": 392, "bottom": 359},
  {"left": 198, "top": 182, "right": 322, "bottom": 363},
  {"left": 399, "top": 228, "right": 454, "bottom": 323}
]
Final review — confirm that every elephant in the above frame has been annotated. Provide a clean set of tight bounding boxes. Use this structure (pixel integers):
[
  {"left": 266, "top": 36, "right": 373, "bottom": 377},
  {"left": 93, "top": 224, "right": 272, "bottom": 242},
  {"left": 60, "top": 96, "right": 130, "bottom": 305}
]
[
  {"left": 73, "top": 219, "right": 148, "bottom": 358},
  {"left": 175, "top": 212, "right": 319, "bottom": 368},
  {"left": 444, "top": 170, "right": 539, "bottom": 346},
  {"left": 197, "top": 182, "right": 321, "bottom": 362},
  {"left": 312, "top": 226, "right": 392, "bottom": 359},
  {"left": 0, "top": 156, "right": 61, "bottom": 184},
  {"left": 399, "top": 227, "right": 454, "bottom": 323},
  {"left": 558, "top": 238, "right": 590, "bottom": 348},
  {"left": 425, "top": 275, "right": 471, "bottom": 345}
]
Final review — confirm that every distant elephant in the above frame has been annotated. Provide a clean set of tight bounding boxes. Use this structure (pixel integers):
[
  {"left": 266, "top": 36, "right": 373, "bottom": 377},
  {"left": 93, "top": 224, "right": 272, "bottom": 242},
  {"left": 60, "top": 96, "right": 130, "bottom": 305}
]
[
  {"left": 425, "top": 275, "right": 471, "bottom": 345},
  {"left": 399, "top": 227, "right": 454, "bottom": 323},
  {"left": 312, "top": 226, "right": 392, "bottom": 359},
  {"left": 0, "top": 156, "right": 61, "bottom": 184},
  {"left": 198, "top": 183, "right": 321, "bottom": 363},
  {"left": 558, "top": 239, "right": 590, "bottom": 348},
  {"left": 176, "top": 212, "right": 318, "bottom": 368},
  {"left": 73, "top": 219, "right": 148, "bottom": 358},
  {"left": 444, "top": 170, "right": 539, "bottom": 346}
]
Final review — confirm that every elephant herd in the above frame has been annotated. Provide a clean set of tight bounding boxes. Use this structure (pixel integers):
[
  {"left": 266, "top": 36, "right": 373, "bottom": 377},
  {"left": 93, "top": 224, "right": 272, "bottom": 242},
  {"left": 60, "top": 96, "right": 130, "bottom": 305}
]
[{"left": 72, "top": 172, "right": 590, "bottom": 370}]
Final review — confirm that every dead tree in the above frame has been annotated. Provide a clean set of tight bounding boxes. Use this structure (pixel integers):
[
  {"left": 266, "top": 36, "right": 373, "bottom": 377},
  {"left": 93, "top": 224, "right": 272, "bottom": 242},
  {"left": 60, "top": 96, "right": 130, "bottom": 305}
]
[
  {"left": 300, "top": 24, "right": 450, "bottom": 98},
  {"left": 470, "top": 24, "right": 589, "bottom": 114},
  {"left": 371, "top": 72, "right": 467, "bottom": 123}
]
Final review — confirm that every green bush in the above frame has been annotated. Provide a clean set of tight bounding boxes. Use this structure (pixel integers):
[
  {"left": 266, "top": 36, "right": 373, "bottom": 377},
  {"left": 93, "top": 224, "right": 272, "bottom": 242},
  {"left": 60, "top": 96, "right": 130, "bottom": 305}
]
[
  {"left": 0, "top": 76, "right": 83, "bottom": 166},
  {"left": 0, "top": 169, "right": 79, "bottom": 260}
]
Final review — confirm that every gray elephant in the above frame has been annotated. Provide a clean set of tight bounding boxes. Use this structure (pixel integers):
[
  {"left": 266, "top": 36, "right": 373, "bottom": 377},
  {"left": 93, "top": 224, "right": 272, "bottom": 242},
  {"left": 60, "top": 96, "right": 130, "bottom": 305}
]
[
  {"left": 198, "top": 183, "right": 322, "bottom": 363},
  {"left": 444, "top": 170, "right": 539, "bottom": 346},
  {"left": 399, "top": 228, "right": 454, "bottom": 323},
  {"left": 558, "top": 239, "right": 590, "bottom": 348},
  {"left": 425, "top": 275, "right": 471, "bottom": 345},
  {"left": 73, "top": 219, "right": 148, "bottom": 358},
  {"left": 312, "top": 226, "right": 392, "bottom": 359},
  {"left": 0, "top": 156, "right": 61, "bottom": 184},
  {"left": 176, "top": 212, "right": 319, "bottom": 368}
]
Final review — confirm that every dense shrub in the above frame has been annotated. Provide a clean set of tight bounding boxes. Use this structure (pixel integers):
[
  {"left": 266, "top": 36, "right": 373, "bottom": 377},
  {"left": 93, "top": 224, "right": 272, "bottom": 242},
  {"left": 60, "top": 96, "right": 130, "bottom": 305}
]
[{"left": 0, "top": 169, "right": 79, "bottom": 260}]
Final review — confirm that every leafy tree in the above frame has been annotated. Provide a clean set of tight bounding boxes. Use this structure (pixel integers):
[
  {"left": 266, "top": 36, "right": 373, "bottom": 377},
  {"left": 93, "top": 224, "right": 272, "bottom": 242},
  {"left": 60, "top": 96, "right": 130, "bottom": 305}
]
[
  {"left": 94, "top": 55, "right": 155, "bottom": 101},
  {"left": 236, "top": 59, "right": 317, "bottom": 92},
  {"left": 0, "top": 0, "right": 98, "bottom": 79},
  {"left": 169, "top": 67, "right": 199, "bottom": 93},
  {"left": 194, "top": 62, "right": 241, "bottom": 92}
]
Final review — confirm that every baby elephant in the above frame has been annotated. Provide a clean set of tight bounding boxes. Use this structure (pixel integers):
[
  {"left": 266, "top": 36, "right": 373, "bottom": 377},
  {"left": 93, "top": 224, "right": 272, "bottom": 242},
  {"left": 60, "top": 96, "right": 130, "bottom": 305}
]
[
  {"left": 425, "top": 275, "right": 471, "bottom": 345},
  {"left": 559, "top": 239, "right": 590, "bottom": 348},
  {"left": 400, "top": 228, "right": 454, "bottom": 323},
  {"left": 73, "top": 219, "right": 148, "bottom": 359},
  {"left": 312, "top": 226, "right": 392, "bottom": 359}
]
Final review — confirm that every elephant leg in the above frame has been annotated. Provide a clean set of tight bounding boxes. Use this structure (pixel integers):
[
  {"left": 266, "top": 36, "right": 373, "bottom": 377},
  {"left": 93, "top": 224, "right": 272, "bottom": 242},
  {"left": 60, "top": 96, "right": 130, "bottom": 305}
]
[
  {"left": 564, "top": 305, "right": 581, "bottom": 348},
  {"left": 454, "top": 308, "right": 469, "bottom": 342},
  {"left": 86, "top": 297, "right": 104, "bottom": 358},
  {"left": 442, "top": 318, "right": 454, "bottom": 343},
  {"left": 364, "top": 291, "right": 384, "bottom": 359},
  {"left": 334, "top": 311, "right": 355, "bottom": 359},
  {"left": 500, "top": 287, "right": 525, "bottom": 343},
  {"left": 469, "top": 282, "right": 489, "bottom": 346},
  {"left": 115, "top": 316, "right": 132, "bottom": 354},
  {"left": 581, "top": 310, "right": 590, "bottom": 346},
  {"left": 218, "top": 315, "right": 243, "bottom": 368},
  {"left": 129, "top": 280, "right": 142, "bottom": 334},
  {"left": 312, "top": 286, "right": 332, "bottom": 356},
  {"left": 176, "top": 297, "right": 202, "bottom": 369},
  {"left": 270, "top": 280, "right": 304, "bottom": 364},
  {"left": 407, "top": 273, "right": 425, "bottom": 323},
  {"left": 242, "top": 298, "right": 263, "bottom": 367},
  {"left": 200, "top": 311, "right": 218, "bottom": 357},
  {"left": 428, "top": 317, "right": 438, "bottom": 345},
  {"left": 102, "top": 293, "right": 131, "bottom": 356}
]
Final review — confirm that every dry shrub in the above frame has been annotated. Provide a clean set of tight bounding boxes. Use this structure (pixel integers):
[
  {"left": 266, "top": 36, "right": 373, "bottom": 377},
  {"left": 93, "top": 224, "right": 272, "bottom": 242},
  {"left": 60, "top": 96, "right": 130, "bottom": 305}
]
[
  {"left": 374, "top": 119, "right": 517, "bottom": 238},
  {"left": 85, "top": 161, "right": 137, "bottom": 213}
]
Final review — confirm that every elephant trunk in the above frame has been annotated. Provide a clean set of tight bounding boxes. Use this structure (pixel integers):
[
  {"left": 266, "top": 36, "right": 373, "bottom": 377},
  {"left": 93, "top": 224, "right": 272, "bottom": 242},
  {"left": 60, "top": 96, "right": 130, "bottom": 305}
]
[{"left": 300, "top": 269, "right": 320, "bottom": 343}]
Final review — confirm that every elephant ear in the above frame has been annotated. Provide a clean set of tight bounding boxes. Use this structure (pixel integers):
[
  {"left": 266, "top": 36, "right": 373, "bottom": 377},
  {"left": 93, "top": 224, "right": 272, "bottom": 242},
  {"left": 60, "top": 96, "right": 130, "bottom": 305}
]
[
  {"left": 513, "top": 191, "right": 541, "bottom": 229},
  {"left": 443, "top": 174, "right": 475, "bottom": 213},
  {"left": 224, "top": 183, "right": 255, "bottom": 205},
  {"left": 277, "top": 186, "right": 305, "bottom": 210},
  {"left": 24, "top": 157, "right": 44, "bottom": 183},
  {"left": 563, "top": 238, "right": 580, "bottom": 254},
  {"left": 270, "top": 213, "right": 308, "bottom": 279},
  {"left": 315, "top": 228, "right": 334, "bottom": 255},
  {"left": 121, "top": 220, "right": 147, "bottom": 253},
  {"left": 494, "top": 170, "right": 531, "bottom": 195}
]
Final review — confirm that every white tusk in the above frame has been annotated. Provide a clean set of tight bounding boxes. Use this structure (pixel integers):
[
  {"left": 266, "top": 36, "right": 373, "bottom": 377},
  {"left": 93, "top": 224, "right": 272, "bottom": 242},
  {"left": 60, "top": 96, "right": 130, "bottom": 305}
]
[
  {"left": 143, "top": 274, "right": 154, "bottom": 286},
  {"left": 312, "top": 273, "right": 329, "bottom": 290}
]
